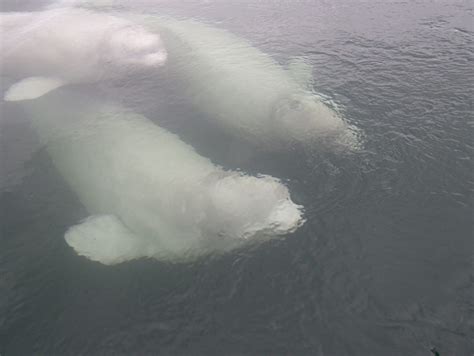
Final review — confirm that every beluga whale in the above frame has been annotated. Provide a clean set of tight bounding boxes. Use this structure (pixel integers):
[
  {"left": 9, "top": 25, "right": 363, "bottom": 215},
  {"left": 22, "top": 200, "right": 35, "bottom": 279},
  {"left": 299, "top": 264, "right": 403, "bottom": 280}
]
[
  {"left": 18, "top": 88, "right": 304, "bottom": 265},
  {"left": 0, "top": 8, "right": 168, "bottom": 101},
  {"left": 128, "top": 14, "right": 359, "bottom": 150}
]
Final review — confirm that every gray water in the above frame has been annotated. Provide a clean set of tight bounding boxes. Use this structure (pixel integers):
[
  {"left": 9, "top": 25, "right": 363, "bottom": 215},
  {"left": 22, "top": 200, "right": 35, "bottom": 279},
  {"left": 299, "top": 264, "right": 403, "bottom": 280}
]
[{"left": 1, "top": 0, "right": 473, "bottom": 355}]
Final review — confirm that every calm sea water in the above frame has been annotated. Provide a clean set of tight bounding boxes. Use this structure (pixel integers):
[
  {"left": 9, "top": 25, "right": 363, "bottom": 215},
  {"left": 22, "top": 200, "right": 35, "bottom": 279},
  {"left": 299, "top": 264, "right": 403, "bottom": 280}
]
[{"left": 1, "top": 1, "right": 472, "bottom": 355}]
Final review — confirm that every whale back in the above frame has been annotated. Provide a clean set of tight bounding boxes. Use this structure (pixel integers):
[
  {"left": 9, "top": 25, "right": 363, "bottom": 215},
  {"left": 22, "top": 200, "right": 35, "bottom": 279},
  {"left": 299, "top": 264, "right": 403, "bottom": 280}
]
[
  {"left": 17, "top": 88, "right": 304, "bottom": 264},
  {"left": 130, "top": 14, "right": 356, "bottom": 149}
]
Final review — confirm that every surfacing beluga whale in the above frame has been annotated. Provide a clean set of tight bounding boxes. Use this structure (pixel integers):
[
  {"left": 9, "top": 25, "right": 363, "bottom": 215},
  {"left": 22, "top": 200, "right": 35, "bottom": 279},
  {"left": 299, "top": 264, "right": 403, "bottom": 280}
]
[
  {"left": 1, "top": 8, "right": 168, "bottom": 101},
  {"left": 130, "top": 14, "right": 359, "bottom": 149},
  {"left": 19, "top": 88, "right": 304, "bottom": 265}
]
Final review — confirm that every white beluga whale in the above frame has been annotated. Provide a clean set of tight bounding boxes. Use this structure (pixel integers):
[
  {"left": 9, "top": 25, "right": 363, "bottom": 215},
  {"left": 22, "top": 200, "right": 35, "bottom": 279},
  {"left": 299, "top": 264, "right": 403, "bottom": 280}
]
[
  {"left": 129, "top": 15, "right": 358, "bottom": 149},
  {"left": 18, "top": 88, "right": 304, "bottom": 265},
  {"left": 1, "top": 8, "right": 167, "bottom": 101}
]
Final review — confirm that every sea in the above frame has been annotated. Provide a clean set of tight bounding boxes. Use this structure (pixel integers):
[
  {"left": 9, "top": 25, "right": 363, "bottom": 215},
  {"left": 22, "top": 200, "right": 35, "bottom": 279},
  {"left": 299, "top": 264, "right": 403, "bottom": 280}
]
[{"left": 0, "top": 0, "right": 472, "bottom": 355}]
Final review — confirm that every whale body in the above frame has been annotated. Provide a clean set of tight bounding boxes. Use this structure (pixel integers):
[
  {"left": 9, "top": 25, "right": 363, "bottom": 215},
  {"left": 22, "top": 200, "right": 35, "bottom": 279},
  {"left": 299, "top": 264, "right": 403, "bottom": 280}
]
[
  {"left": 132, "top": 15, "right": 356, "bottom": 149},
  {"left": 1, "top": 8, "right": 168, "bottom": 101},
  {"left": 19, "top": 89, "right": 304, "bottom": 265}
]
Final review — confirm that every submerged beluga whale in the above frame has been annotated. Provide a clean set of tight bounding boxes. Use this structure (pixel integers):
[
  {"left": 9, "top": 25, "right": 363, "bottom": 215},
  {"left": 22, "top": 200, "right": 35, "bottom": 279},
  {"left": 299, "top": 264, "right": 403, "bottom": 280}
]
[
  {"left": 129, "top": 14, "right": 358, "bottom": 149},
  {"left": 18, "top": 88, "right": 304, "bottom": 265},
  {"left": 0, "top": 8, "right": 168, "bottom": 101}
]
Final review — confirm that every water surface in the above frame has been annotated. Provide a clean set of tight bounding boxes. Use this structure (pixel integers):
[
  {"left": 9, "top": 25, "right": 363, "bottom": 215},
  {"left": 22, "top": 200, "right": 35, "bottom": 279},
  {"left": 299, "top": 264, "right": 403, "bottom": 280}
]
[{"left": 1, "top": 0, "right": 472, "bottom": 355}]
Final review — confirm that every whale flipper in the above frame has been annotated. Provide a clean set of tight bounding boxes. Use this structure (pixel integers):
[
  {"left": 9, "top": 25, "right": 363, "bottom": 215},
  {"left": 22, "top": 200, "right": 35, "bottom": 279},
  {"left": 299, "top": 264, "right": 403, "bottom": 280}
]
[
  {"left": 4, "top": 77, "right": 65, "bottom": 101},
  {"left": 65, "top": 215, "right": 153, "bottom": 265},
  {"left": 287, "top": 58, "right": 314, "bottom": 90}
]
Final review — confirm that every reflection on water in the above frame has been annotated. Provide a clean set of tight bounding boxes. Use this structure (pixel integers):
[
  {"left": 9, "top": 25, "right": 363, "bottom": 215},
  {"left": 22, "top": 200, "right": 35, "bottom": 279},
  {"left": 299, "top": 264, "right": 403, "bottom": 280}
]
[{"left": 1, "top": 0, "right": 472, "bottom": 355}]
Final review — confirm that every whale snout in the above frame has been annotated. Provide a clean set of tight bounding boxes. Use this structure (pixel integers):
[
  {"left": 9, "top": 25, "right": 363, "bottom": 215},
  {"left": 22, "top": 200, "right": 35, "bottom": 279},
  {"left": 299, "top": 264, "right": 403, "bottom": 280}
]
[
  {"left": 110, "top": 27, "right": 168, "bottom": 68},
  {"left": 266, "top": 198, "right": 305, "bottom": 236},
  {"left": 142, "top": 50, "right": 168, "bottom": 66},
  {"left": 203, "top": 173, "right": 304, "bottom": 240},
  {"left": 272, "top": 95, "right": 350, "bottom": 147},
  {"left": 126, "top": 33, "right": 168, "bottom": 67}
]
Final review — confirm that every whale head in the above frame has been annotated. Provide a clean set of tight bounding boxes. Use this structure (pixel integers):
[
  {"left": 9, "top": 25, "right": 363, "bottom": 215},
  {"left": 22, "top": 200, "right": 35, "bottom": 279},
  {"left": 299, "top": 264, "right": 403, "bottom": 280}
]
[
  {"left": 106, "top": 26, "right": 168, "bottom": 69},
  {"left": 272, "top": 93, "right": 346, "bottom": 146},
  {"left": 199, "top": 173, "right": 304, "bottom": 240}
]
